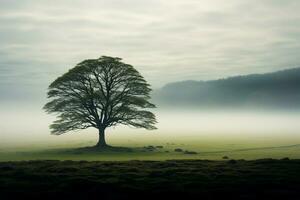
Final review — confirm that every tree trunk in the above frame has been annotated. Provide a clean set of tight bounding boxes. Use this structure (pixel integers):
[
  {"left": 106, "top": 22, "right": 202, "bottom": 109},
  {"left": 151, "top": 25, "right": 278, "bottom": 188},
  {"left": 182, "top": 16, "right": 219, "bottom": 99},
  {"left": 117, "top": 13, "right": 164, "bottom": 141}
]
[{"left": 96, "top": 128, "right": 107, "bottom": 147}]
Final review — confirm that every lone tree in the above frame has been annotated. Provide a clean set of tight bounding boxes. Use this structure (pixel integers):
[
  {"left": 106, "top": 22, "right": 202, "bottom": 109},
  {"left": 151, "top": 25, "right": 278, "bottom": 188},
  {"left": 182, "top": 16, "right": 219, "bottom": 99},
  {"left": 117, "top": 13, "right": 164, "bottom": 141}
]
[{"left": 44, "top": 56, "right": 157, "bottom": 148}]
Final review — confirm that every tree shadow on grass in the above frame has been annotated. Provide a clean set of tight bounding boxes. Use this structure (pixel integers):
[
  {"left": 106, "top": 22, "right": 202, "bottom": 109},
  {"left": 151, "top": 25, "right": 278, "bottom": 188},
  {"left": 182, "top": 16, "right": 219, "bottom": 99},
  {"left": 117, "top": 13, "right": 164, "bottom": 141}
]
[{"left": 73, "top": 145, "right": 135, "bottom": 153}]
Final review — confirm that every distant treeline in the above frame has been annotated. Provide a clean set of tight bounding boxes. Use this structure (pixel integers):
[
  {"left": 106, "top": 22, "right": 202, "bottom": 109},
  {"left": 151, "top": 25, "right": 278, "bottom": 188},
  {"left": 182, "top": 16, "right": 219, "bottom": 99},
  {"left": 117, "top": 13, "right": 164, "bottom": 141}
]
[{"left": 153, "top": 67, "right": 300, "bottom": 109}]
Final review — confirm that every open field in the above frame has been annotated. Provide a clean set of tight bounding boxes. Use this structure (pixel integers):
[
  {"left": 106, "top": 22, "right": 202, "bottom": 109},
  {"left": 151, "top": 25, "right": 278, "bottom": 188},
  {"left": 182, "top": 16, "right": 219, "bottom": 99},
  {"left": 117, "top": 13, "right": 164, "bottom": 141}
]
[
  {"left": 1, "top": 138, "right": 300, "bottom": 161},
  {"left": 2, "top": 109, "right": 300, "bottom": 161},
  {"left": 1, "top": 159, "right": 300, "bottom": 200}
]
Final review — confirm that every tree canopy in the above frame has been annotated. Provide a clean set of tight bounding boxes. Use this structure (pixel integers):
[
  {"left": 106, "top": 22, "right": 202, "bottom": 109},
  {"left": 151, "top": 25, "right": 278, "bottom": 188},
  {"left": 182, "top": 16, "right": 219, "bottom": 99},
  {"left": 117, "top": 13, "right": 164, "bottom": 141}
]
[{"left": 44, "top": 56, "right": 157, "bottom": 147}]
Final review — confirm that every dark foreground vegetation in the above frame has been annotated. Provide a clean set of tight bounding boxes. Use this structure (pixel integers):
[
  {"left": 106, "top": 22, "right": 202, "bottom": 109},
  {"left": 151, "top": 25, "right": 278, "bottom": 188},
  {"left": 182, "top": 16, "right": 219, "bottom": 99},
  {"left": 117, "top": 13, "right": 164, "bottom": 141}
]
[{"left": 1, "top": 159, "right": 300, "bottom": 200}]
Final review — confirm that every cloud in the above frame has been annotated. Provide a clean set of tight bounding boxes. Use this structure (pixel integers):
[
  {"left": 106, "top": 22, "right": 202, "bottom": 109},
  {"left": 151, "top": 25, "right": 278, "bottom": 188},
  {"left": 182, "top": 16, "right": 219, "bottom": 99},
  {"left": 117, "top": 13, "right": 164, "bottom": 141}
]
[{"left": 0, "top": 0, "right": 300, "bottom": 102}]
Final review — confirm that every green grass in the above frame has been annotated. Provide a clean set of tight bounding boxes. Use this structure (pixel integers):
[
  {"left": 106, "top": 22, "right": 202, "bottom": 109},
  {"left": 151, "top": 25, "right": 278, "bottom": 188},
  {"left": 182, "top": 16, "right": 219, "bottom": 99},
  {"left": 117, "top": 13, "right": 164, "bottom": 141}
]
[
  {"left": 1, "top": 138, "right": 300, "bottom": 161},
  {"left": 2, "top": 137, "right": 300, "bottom": 199}
]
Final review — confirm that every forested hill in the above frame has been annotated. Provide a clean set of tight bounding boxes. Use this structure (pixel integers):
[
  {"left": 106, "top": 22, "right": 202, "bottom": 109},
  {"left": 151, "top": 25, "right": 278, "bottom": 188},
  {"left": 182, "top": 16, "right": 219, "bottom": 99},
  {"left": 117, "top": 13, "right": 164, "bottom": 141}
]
[{"left": 153, "top": 68, "right": 300, "bottom": 109}]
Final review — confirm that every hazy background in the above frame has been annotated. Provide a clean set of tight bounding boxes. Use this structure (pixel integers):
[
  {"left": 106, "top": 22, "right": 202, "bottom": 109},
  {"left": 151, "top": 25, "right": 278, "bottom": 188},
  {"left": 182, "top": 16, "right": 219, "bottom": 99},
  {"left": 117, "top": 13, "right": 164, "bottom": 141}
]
[{"left": 1, "top": 0, "right": 300, "bottom": 151}]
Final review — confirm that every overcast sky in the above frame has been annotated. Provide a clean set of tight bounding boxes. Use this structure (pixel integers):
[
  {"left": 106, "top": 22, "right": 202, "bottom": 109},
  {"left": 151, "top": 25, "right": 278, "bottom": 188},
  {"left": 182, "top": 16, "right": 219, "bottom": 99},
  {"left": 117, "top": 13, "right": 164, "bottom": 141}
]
[{"left": 1, "top": 0, "right": 300, "bottom": 103}]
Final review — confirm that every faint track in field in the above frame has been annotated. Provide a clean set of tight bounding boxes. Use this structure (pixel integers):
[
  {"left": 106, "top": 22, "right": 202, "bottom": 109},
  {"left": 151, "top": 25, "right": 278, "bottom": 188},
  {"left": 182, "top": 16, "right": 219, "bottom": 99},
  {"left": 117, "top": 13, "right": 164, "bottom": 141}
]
[{"left": 201, "top": 144, "right": 300, "bottom": 154}]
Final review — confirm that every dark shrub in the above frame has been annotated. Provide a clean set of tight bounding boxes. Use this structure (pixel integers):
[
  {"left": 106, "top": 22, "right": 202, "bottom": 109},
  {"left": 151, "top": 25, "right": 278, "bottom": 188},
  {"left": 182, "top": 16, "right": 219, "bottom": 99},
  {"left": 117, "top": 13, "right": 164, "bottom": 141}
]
[{"left": 174, "top": 148, "right": 183, "bottom": 152}]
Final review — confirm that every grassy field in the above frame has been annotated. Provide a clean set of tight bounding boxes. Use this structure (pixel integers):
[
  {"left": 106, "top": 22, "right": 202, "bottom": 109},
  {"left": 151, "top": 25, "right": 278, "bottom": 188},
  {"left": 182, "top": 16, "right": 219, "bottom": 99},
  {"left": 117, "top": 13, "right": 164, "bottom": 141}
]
[
  {"left": 1, "top": 137, "right": 300, "bottom": 161},
  {"left": 1, "top": 137, "right": 300, "bottom": 199},
  {"left": 2, "top": 110, "right": 300, "bottom": 161},
  {"left": 1, "top": 159, "right": 300, "bottom": 199}
]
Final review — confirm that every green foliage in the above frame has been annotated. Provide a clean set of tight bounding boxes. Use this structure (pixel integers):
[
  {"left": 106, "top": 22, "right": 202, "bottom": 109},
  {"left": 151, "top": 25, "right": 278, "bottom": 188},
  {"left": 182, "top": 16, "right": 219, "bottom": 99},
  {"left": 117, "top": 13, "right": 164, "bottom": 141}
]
[{"left": 44, "top": 56, "right": 157, "bottom": 135}]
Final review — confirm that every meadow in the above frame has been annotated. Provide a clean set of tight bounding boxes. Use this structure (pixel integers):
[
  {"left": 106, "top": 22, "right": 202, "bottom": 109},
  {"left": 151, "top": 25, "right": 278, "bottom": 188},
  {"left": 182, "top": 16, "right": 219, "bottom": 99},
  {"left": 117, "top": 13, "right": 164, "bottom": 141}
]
[
  {"left": 1, "top": 135, "right": 300, "bottom": 161},
  {"left": 1, "top": 109, "right": 300, "bottom": 161}
]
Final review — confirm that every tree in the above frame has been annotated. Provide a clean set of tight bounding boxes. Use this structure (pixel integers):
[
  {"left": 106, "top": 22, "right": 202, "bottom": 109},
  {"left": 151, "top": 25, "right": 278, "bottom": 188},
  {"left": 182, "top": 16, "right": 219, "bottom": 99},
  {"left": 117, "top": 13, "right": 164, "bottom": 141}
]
[{"left": 44, "top": 56, "right": 157, "bottom": 148}]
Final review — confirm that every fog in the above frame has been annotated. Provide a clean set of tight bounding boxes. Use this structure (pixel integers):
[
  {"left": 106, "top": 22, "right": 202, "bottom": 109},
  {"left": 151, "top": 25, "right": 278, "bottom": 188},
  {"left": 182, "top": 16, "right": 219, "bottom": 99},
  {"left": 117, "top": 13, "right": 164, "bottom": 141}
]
[{"left": 1, "top": 101, "right": 300, "bottom": 150}]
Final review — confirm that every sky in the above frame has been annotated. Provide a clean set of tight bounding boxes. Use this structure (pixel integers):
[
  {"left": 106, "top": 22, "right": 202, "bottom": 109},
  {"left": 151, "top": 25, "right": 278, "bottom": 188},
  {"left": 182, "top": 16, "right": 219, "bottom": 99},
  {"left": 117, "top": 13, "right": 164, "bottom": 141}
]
[{"left": 1, "top": 0, "right": 300, "bottom": 103}]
